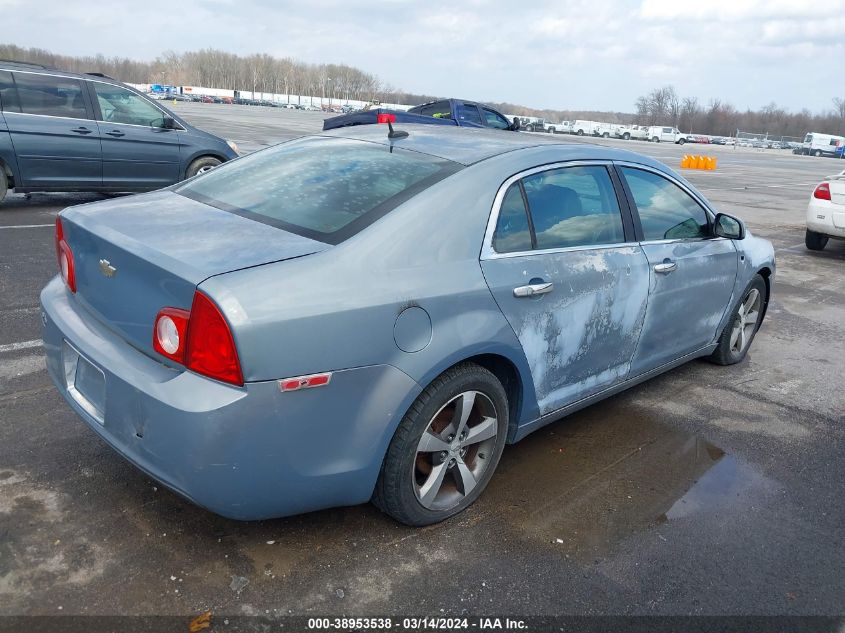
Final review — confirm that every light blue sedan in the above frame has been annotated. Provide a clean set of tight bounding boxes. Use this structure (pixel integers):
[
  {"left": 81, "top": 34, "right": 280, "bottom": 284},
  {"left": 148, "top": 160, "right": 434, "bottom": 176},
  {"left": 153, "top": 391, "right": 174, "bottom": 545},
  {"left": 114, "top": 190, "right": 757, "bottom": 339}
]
[{"left": 41, "top": 124, "right": 775, "bottom": 525}]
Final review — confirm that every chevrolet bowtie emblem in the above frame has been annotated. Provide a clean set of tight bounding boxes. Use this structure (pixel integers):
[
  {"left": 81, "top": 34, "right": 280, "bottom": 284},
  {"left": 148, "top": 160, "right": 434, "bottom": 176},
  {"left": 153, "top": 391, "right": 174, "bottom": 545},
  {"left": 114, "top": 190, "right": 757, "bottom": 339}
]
[{"left": 98, "top": 259, "right": 117, "bottom": 278}]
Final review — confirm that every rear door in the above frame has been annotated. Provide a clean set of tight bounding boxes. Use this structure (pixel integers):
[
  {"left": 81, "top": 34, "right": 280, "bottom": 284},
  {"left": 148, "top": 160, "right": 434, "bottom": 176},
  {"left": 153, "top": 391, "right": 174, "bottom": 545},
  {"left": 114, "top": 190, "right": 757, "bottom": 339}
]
[
  {"left": 5, "top": 71, "right": 101, "bottom": 189},
  {"left": 618, "top": 165, "right": 738, "bottom": 376},
  {"left": 88, "top": 81, "right": 182, "bottom": 190},
  {"left": 481, "top": 163, "right": 649, "bottom": 415}
]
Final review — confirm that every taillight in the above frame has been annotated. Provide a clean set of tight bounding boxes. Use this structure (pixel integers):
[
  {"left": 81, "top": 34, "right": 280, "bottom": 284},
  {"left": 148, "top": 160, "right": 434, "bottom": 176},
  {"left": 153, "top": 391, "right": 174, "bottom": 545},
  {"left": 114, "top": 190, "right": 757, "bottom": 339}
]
[
  {"left": 55, "top": 217, "right": 76, "bottom": 293},
  {"left": 814, "top": 183, "right": 831, "bottom": 201},
  {"left": 153, "top": 308, "right": 190, "bottom": 362},
  {"left": 376, "top": 113, "right": 397, "bottom": 124},
  {"left": 185, "top": 292, "right": 243, "bottom": 386},
  {"left": 153, "top": 292, "right": 243, "bottom": 386}
]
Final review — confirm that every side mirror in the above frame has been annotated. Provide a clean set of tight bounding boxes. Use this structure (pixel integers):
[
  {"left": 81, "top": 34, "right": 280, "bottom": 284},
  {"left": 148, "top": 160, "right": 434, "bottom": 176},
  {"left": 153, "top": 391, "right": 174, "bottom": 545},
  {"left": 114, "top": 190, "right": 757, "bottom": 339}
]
[
  {"left": 161, "top": 116, "right": 176, "bottom": 129},
  {"left": 510, "top": 118, "right": 521, "bottom": 131},
  {"left": 714, "top": 213, "right": 745, "bottom": 240}
]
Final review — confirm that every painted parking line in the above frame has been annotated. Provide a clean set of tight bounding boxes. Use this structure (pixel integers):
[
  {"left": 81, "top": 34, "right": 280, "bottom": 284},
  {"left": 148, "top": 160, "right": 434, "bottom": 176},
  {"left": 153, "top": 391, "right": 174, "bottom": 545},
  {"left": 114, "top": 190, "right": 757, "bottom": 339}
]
[
  {"left": 697, "top": 181, "right": 819, "bottom": 192},
  {"left": 0, "top": 339, "right": 42, "bottom": 353},
  {"left": 0, "top": 224, "right": 54, "bottom": 230}
]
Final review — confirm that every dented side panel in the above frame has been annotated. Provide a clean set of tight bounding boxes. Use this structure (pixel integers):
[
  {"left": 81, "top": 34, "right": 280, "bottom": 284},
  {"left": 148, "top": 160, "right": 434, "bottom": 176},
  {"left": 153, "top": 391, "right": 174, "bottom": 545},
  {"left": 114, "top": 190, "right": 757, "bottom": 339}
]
[
  {"left": 630, "top": 239, "right": 738, "bottom": 376},
  {"left": 481, "top": 246, "right": 650, "bottom": 415}
]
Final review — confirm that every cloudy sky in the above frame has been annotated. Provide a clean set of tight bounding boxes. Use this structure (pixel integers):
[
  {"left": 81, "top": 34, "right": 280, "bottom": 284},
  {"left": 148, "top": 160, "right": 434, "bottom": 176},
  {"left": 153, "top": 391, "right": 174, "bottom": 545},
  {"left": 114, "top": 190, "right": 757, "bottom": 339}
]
[{"left": 2, "top": 0, "right": 843, "bottom": 113}]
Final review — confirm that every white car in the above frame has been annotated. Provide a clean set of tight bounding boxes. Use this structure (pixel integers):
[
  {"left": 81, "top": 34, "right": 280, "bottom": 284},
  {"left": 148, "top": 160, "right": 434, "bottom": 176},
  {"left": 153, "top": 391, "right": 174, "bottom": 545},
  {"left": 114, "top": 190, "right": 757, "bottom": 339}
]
[{"left": 806, "top": 168, "right": 845, "bottom": 250}]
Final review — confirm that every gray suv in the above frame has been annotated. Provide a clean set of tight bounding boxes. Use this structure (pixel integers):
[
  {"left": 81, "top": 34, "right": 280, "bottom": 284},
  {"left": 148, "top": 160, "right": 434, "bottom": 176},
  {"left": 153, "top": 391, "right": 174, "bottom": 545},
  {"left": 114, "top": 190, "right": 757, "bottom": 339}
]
[{"left": 0, "top": 61, "right": 239, "bottom": 204}]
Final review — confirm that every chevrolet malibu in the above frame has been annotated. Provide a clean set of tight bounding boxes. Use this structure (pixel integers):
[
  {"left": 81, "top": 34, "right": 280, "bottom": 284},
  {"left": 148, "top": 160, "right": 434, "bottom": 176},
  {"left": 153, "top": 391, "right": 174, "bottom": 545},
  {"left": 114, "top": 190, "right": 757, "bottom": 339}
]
[{"left": 41, "top": 124, "right": 775, "bottom": 526}]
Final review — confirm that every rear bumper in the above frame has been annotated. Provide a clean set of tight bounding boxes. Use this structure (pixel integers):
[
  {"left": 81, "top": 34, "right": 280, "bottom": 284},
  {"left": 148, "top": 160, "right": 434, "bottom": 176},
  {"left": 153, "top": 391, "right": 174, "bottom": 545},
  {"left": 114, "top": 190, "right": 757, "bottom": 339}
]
[
  {"left": 40, "top": 276, "right": 422, "bottom": 520},
  {"left": 807, "top": 199, "right": 845, "bottom": 238}
]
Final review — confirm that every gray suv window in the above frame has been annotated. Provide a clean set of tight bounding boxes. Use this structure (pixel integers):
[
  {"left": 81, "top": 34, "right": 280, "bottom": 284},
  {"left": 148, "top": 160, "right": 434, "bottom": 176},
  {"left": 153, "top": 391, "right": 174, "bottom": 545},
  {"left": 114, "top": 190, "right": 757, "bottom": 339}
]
[
  {"left": 492, "top": 184, "right": 532, "bottom": 253},
  {"left": 13, "top": 72, "right": 88, "bottom": 119},
  {"left": 0, "top": 71, "right": 20, "bottom": 112},
  {"left": 92, "top": 83, "right": 166, "bottom": 127},
  {"left": 522, "top": 166, "right": 626, "bottom": 250},
  {"left": 620, "top": 167, "right": 709, "bottom": 240}
]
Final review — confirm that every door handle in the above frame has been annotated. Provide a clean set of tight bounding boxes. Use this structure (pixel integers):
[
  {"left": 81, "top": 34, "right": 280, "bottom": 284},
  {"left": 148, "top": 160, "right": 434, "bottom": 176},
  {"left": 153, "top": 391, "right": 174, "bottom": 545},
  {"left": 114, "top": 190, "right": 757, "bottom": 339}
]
[
  {"left": 105, "top": 130, "right": 125, "bottom": 137},
  {"left": 513, "top": 282, "right": 554, "bottom": 297},
  {"left": 654, "top": 260, "right": 677, "bottom": 274},
  {"left": 71, "top": 127, "right": 92, "bottom": 134}
]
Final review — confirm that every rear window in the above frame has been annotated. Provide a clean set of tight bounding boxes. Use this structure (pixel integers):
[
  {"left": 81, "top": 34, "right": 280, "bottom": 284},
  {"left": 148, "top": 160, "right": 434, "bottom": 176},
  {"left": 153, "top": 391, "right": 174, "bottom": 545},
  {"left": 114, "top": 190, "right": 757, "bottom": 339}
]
[{"left": 176, "top": 138, "right": 461, "bottom": 244}]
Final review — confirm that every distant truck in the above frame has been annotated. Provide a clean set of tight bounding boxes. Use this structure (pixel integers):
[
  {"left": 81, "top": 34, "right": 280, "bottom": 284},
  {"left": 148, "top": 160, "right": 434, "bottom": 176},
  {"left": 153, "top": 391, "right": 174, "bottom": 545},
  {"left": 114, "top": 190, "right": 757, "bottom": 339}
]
[
  {"left": 647, "top": 126, "right": 686, "bottom": 144},
  {"left": 614, "top": 125, "right": 649, "bottom": 141},
  {"left": 594, "top": 122, "right": 621, "bottom": 138},
  {"left": 323, "top": 98, "right": 519, "bottom": 132},
  {"left": 545, "top": 120, "right": 573, "bottom": 134},
  {"left": 572, "top": 120, "right": 600, "bottom": 136},
  {"left": 802, "top": 132, "right": 845, "bottom": 157}
]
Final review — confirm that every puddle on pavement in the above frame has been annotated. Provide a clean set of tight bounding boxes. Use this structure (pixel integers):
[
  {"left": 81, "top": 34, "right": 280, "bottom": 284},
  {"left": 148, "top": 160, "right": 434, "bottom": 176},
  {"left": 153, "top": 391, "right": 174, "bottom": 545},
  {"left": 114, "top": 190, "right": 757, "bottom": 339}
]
[{"left": 484, "top": 400, "right": 773, "bottom": 560}]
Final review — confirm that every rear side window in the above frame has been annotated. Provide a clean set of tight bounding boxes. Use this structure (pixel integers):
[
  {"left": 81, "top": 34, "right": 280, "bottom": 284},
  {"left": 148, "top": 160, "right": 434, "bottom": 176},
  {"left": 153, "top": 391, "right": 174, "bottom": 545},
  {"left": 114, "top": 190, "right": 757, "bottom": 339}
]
[
  {"left": 492, "top": 184, "right": 532, "bottom": 253},
  {"left": 620, "top": 167, "right": 709, "bottom": 240},
  {"left": 0, "top": 71, "right": 20, "bottom": 112},
  {"left": 411, "top": 101, "right": 451, "bottom": 119},
  {"left": 13, "top": 72, "right": 88, "bottom": 119},
  {"left": 522, "top": 166, "right": 626, "bottom": 250},
  {"left": 176, "top": 138, "right": 461, "bottom": 244},
  {"left": 456, "top": 103, "right": 482, "bottom": 126}
]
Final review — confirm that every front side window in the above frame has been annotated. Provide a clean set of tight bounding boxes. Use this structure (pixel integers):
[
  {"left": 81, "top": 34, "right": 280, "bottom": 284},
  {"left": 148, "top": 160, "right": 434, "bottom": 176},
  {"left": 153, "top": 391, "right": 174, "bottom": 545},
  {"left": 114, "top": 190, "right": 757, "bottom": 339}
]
[
  {"left": 522, "top": 166, "right": 626, "bottom": 250},
  {"left": 620, "top": 167, "right": 709, "bottom": 241},
  {"left": 92, "top": 83, "right": 167, "bottom": 127},
  {"left": 482, "top": 108, "right": 510, "bottom": 130},
  {"left": 492, "top": 184, "right": 532, "bottom": 253},
  {"left": 13, "top": 72, "right": 88, "bottom": 119},
  {"left": 177, "top": 138, "right": 461, "bottom": 244}
]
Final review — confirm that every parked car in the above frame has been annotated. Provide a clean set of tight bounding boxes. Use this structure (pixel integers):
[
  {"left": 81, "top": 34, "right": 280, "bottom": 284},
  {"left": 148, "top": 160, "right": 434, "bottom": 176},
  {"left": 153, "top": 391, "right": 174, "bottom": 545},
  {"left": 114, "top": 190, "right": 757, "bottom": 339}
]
[
  {"left": 615, "top": 125, "right": 648, "bottom": 141},
  {"left": 41, "top": 123, "right": 774, "bottom": 525},
  {"left": 546, "top": 120, "right": 572, "bottom": 134},
  {"left": 0, "top": 60, "right": 239, "bottom": 204},
  {"left": 302, "top": 104, "right": 322, "bottom": 111},
  {"left": 324, "top": 99, "right": 518, "bottom": 132},
  {"left": 805, "top": 168, "right": 845, "bottom": 250}
]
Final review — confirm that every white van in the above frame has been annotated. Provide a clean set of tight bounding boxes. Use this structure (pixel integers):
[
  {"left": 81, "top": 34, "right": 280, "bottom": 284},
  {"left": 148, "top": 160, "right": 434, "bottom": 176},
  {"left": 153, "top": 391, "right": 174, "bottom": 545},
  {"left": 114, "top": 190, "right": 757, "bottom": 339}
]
[
  {"left": 572, "top": 120, "right": 599, "bottom": 136},
  {"left": 647, "top": 126, "right": 685, "bottom": 144},
  {"left": 802, "top": 133, "right": 845, "bottom": 158}
]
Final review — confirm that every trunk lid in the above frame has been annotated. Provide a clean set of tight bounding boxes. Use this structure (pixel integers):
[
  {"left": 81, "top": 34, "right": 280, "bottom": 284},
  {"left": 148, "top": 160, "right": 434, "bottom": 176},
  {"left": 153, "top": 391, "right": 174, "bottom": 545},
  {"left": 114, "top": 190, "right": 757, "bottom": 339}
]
[
  {"left": 61, "top": 190, "right": 329, "bottom": 356},
  {"left": 828, "top": 174, "right": 845, "bottom": 206}
]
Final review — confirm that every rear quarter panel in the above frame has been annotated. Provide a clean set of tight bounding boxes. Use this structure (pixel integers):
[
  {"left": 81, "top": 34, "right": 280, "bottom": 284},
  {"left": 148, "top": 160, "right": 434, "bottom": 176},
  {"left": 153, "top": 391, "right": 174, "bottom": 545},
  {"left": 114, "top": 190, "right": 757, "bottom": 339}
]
[{"left": 0, "top": 111, "right": 20, "bottom": 186}]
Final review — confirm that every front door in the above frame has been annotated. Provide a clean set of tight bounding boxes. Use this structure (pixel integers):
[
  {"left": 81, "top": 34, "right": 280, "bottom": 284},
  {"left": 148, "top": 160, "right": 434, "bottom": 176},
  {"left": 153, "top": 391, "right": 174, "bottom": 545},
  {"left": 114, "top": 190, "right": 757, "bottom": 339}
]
[
  {"left": 481, "top": 164, "right": 650, "bottom": 415},
  {"left": 5, "top": 71, "right": 101, "bottom": 188},
  {"left": 89, "top": 82, "right": 182, "bottom": 190},
  {"left": 618, "top": 165, "right": 738, "bottom": 376}
]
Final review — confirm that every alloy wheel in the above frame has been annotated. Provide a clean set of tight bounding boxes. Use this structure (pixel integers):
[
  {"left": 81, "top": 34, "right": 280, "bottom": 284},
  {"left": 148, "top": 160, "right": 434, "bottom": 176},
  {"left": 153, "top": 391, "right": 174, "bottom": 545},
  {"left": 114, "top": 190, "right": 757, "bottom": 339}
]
[
  {"left": 412, "top": 391, "right": 499, "bottom": 511},
  {"left": 730, "top": 288, "right": 761, "bottom": 354}
]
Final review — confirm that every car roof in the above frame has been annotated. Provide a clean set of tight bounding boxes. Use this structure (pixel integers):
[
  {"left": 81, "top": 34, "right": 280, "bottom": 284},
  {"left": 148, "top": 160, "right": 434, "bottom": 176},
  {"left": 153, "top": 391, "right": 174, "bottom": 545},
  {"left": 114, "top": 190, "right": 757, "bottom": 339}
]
[
  {"left": 318, "top": 123, "right": 667, "bottom": 168},
  {"left": 0, "top": 60, "right": 119, "bottom": 84}
]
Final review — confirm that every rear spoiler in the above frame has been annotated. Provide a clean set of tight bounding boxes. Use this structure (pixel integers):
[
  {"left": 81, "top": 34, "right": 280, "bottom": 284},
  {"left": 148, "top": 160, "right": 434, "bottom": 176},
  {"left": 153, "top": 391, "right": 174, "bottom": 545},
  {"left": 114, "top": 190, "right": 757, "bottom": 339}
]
[{"left": 323, "top": 109, "right": 458, "bottom": 131}]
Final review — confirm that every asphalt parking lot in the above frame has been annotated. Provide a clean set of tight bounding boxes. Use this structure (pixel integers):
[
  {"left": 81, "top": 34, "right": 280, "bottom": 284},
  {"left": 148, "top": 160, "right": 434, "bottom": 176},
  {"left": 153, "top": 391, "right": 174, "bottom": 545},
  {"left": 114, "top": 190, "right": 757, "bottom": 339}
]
[{"left": 1, "top": 104, "right": 844, "bottom": 621}]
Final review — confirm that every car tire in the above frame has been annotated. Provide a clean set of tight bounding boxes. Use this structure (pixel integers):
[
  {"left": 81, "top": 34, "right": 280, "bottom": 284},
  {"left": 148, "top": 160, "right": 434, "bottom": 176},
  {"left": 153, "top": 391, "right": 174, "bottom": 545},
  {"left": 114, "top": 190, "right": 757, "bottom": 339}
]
[
  {"left": 185, "top": 156, "right": 222, "bottom": 179},
  {"left": 372, "top": 362, "right": 509, "bottom": 526},
  {"left": 577, "top": 130, "right": 584, "bottom": 136},
  {"left": 602, "top": 132, "right": 610, "bottom": 138},
  {"left": 0, "top": 171, "right": 7, "bottom": 205},
  {"left": 678, "top": 138, "right": 686, "bottom": 145},
  {"left": 652, "top": 137, "right": 660, "bottom": 143},
  {"left": 548, "top": 127, "right": 555, "bottom": 134},
  {"left": 708, "top": 275, "right": 767, "bottom": 366},
  {"left": 813, "top": 150, "right": 822, "bottom": 157},
  {"left": 805, "top": 229, "right": 829, "bottom": 251},
  {"left": 623, "top": 133, "right": 631, "bottom": 140}
]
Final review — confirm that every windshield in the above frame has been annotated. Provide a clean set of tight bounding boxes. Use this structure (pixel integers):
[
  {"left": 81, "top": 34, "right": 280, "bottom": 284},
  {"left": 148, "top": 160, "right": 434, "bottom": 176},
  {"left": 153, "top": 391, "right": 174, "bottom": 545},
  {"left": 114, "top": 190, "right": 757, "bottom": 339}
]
[{"left": 176, "top": 137, "right": 461, "bottom": 244}]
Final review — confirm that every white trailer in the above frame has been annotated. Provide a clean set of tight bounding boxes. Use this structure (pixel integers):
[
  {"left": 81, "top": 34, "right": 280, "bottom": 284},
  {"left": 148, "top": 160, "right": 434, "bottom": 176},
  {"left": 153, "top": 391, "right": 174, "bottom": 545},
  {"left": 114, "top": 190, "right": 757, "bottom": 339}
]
[{"left": 802, "top": 132, "right": 845, "bottom": 157}]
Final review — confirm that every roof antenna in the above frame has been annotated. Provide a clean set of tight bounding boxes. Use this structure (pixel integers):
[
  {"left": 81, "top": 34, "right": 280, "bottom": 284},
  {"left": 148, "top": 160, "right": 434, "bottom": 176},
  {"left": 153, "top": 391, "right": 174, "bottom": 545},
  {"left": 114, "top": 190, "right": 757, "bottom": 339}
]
[
  {"left": 388, "top": 120, "right": 408, "bottom": 140},
  {"left": 377, "top": 113, "right": 408, "bottom": 139}
]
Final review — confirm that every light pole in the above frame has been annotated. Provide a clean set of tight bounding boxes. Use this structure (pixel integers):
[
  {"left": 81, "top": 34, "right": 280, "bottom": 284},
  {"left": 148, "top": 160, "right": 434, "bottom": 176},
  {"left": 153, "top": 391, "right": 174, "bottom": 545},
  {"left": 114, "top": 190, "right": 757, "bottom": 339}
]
[{"left": 327, "top": 77, "right": 332, "bottom": 109}]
